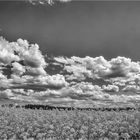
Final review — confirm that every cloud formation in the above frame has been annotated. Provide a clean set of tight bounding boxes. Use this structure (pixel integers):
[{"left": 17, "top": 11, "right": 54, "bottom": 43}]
[
  {"left": 54, "top": 56, "right": 140, "bottom": 84},
  {"left": 12, "top": 62, "right": 25, "bottom": 76},
  {"left": 1, "top": 36, "right": 140, "bottom": 104},
  {"left": 0, "top": 37, "right": 68, "bottom": 90},
  {"left": 102, "top": 84, "right": 119, "bottom": 92}
]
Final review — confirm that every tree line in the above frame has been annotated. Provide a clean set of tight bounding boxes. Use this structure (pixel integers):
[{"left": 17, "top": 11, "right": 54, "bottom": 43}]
[{"left": 0, "top": 103, "right": 138, "bottom": 111}]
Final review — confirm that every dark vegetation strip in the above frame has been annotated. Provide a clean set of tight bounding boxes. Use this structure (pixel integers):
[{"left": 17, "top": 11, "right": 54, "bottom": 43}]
[{"left": 1, "top": 103, "right": 138, "bottom": 111}]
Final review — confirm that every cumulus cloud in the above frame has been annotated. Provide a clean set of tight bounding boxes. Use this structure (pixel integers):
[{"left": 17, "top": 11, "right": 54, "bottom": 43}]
[
  {"left": 0, "top": 37, "right": 49, "bottom": 90},
  {"left": 102, "top": 84, "right": 119, "bottom": 92},
  {"left": 54, "top": 56, "right": 140, "bottom": 84},
  {"left": 3, "top": 73, "right": 68, "bottom": 90},
  {"left": 54, "top": 56, "right": 74, "bottom": 65},
  {"left": 54, "top": 55, "right": 140, "bottom": 95},
  {"left": 4, "top": 87, "right": 140, "bottom": 104},
  {"left": 55, "top": 56, "right": 112, "bottom": 80},
  {"left": 0, "top": 37, "right": 46, "bottom": 67},
  {"left": 0, "top": 89, "right": 14, "bottom": 99},
  {"left": 54, "top": 56, "right": 111, "bottom": 80},
  {"left": 12, "top": 62, "right": 25, "bottom": 76},
  {"left": 0, "top": 78, "right": 12, "bottom": 88},
  {"left": 1, "top": 36, "right": 140, "bottom": 103},
  {"left": 122, "top": 85, "right": 140, "bottom": 93},
  {"left": 0, "top": 37, "right": 46, "bottom": 68},
  {"left": 64, "top": 65, "right": 92, "bottom": 81},
  {"left": 0, "top": 37, "right": 20, "bottom": 65},
  {"left": 59, "top": 82, "right": 104, "bottom": 100},
  {"left": 35, "top": 74, "right": 68, "bottom": 88},
  {"left": 21, "top": 44, "right": 46, "bottom": 68},
  {"left": 25, "top": 67, "right": 46, "bottom": 76},
  {"left": 26, "top": 82, "right": 107, "bottom": 102},
  {"left": 108, "top": 57, "right": 140, "bottom": 78},
  {"left": 0, "top": 70, "right": 7, "bottom": 79},
  {"left": 10, "top": 88, "right": 33, "bottom": 96}
]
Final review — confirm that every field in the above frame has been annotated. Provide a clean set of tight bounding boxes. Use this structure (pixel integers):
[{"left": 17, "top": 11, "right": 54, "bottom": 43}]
[{"left": 1, "top": 106, "right": 140, "bottom": 140}]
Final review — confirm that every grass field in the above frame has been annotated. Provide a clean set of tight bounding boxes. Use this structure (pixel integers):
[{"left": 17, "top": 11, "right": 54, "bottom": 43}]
[{"left": 0, "top": 106, "right": 140, "bottom": 140}]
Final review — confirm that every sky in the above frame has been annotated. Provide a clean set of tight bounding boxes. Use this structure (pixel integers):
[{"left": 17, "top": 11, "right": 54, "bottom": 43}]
[
  {"left": 1, "top": 1, "right": 140, "bottom": 59},
  {"left": 1, "top": 1, "right": 140, "bottom": 105}
]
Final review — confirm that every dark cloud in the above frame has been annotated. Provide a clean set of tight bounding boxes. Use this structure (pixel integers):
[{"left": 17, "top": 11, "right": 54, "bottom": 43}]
[{"left": 104, "top": 66, "right": 127, "bottom": 78}]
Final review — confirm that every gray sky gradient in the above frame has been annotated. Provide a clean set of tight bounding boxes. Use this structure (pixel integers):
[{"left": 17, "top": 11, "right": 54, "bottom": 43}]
[{"left": 1, "top": 1, "right": 140, "bottom": 60}]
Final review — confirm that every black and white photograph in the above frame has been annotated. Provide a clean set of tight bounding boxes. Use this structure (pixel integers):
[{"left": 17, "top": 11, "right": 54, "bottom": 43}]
[{"left": 1, "top": 0, "right": 140, "bottom": 139}]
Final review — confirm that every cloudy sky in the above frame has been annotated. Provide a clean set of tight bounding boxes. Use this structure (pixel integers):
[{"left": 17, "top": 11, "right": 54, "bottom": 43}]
[{"left": 1, "top": 0, "right": 140, "bottom": 105}]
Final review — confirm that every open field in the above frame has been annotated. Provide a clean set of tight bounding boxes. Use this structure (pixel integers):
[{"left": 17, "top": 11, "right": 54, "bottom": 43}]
[{"left": 1, "top": 106, "right": 140, "bottom": 140}]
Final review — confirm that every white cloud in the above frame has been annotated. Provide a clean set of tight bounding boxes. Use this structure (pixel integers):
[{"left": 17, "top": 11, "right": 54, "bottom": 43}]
[
  {"left": 12, "top": 62, "right": 25, "bottom": 76},
  {"left": 30, "top": 82, "right": 106, "bottom": 101},
  {"left": 0, "top": 89, "right": 14, "bottom": 99},
  {"left": 26, "top": 67, "right": 46, "bottom": 76},
  {"left": 2, "top": 36, "right": 140, "bottom": 102},
  {"left": 102, "top": 84, "right": 119, "bottom": 92},
  {"left": 0, "top": 37, "right": 47, "bottom": 68},
  {"left": 0, "top": 37, "right": 20, "bottom": 65},
  {"left": 0, "top": 37, "right": 47, "bottom": 79},
  {"left": 54, "top": 56, "right": 73, "bottom": 65},
  {"left": 64, "top": 65, "right": 92, "bottom": 81},
  {"left": 0, "top": 49, "right": 20, "bottom": 65},
  {"left": 2, "top": 37, "right": 46, "bottom": 64},
  {"left": 21, "top": 43, "right": 46, "bottom": 68},
  {"left": 122, "top": 85, "right": 140, "bottom": 92},
  {"left": 0, "top": 78, "right": 12, "bottom": 88},
  {"left": 54, "top": 55, "right": 140, "bottom": 89},
  {"left": 12, "top": 88, "right": 25, "bottom": 93},
  {"left": 60, "top": 82, "right": 104, "bottom": 100},
  {"left": 0, "top": 71, "right": 7, "bottom": 79},
  {"left": 109, "top": 57, "right": 140, "bottom": 78},
  {"left": 46, "top": 74, "right": 68, "bottom": 87},
  {"left": 6, "top": 73, "right": 68, "bottom": 89},
  {"left": 35, "top": 74, "right": 68, "bottom": 88}
]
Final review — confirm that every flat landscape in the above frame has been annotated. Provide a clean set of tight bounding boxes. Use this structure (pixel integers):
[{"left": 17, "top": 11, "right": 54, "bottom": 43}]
[
  {"left": 1, "top": 0, "right": 140, "bottom": 140},
  {"left": 1, "top": 105, "right": 140, "bottom": 140}
]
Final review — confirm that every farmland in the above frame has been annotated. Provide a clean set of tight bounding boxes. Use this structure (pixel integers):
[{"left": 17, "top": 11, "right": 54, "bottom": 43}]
[{"left": 0, "top": 105, "right": 140, "bottom": 140}]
